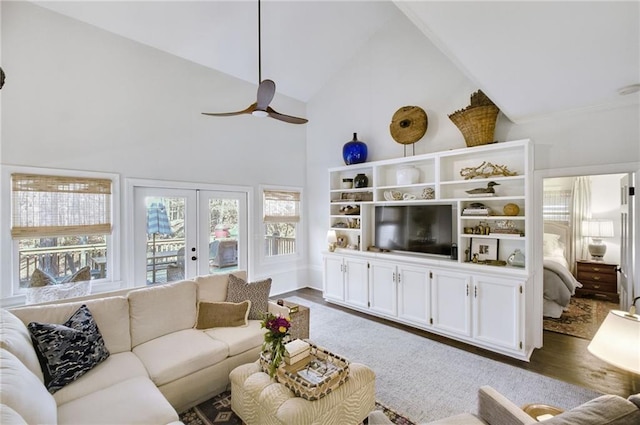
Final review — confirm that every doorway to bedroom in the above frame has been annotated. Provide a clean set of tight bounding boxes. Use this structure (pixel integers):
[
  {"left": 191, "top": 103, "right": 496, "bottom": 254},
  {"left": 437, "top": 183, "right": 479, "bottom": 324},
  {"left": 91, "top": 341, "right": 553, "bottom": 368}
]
[{"left": 541, "top": 173, "right": 626, "bottom": 341}]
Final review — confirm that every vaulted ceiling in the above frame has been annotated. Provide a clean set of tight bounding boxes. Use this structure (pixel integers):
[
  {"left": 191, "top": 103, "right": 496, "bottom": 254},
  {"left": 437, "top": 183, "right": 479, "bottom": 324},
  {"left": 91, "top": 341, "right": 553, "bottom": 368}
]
[{"left": 32, "top": 1, "right": 639, "bottom": 124}]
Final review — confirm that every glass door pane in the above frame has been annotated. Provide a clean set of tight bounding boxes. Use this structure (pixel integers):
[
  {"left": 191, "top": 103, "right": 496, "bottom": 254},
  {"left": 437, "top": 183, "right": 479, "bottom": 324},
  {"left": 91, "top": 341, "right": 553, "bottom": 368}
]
[
  {"left": 134, "top": 188, "right": 197, "bottom": 285},
  {"left": 199, "top": 190, "right": 248, "bottom": 276}
]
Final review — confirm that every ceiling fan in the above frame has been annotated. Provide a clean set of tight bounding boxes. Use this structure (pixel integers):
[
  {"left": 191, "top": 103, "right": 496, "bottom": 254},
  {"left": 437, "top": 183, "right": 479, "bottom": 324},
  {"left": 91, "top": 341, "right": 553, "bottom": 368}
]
[{"left": 202, "top": 0, "right": 308, "bottom": 124}]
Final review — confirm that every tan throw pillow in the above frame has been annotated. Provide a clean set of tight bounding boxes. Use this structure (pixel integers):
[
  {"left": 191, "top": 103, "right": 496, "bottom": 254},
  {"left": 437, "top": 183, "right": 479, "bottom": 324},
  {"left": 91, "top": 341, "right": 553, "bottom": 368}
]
[
  {"left": 226, "top": 274, "right": 272, "bottom": 320},
  {"left": 195, "top": 300, "right": 251, "bottom": 329}
]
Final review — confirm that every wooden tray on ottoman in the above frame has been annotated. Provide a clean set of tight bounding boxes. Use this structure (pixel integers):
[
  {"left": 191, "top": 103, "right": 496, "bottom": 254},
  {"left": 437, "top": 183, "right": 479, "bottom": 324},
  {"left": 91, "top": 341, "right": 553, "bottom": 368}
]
[{"left": 261, "top": 343, "right": 350, "bottom": 401}]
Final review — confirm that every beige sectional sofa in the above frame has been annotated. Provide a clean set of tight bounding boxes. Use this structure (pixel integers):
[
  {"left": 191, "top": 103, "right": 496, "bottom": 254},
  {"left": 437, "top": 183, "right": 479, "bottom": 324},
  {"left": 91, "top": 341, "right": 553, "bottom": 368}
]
[{"left": 0, "top": 271, "right": 285, "bottom": 425}]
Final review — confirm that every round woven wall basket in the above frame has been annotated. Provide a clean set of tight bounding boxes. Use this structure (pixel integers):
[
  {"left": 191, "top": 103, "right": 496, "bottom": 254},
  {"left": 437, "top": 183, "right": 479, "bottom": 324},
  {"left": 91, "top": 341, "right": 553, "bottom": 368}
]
[{"left": 448, "top": 105, "right": 499, "bottom": 147}]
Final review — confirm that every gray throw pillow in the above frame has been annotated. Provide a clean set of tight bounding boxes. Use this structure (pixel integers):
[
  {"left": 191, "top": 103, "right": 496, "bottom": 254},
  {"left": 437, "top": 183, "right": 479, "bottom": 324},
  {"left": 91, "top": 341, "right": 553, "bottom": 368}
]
[
  {"left": 543, "top": 394, "right": 640, "bottom": 425},
  {"left": 226, "top": 274, "right": 272, "bottom": 320},
  {"left": 28, "top": 304, "right": 110, "bottom": 393}
]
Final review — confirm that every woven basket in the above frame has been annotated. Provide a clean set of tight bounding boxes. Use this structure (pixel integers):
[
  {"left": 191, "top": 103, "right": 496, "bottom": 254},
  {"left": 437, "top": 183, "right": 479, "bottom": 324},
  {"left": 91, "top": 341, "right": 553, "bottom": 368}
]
[
  {"left": 448, "top": 105, "right": 499, "bottom": 147},
  {"left": 260, "top": 343, "right": 350, "bottom": 401}
]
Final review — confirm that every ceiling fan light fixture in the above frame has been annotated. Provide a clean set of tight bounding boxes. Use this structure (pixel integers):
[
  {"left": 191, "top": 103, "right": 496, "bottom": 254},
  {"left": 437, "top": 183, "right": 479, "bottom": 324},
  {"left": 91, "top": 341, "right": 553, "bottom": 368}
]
[
  {"left": 252, "top": 110, "right": 269, "bottom": 118},
  {"left": 617, "top": 83, "right": 640, "bottom": 96}
]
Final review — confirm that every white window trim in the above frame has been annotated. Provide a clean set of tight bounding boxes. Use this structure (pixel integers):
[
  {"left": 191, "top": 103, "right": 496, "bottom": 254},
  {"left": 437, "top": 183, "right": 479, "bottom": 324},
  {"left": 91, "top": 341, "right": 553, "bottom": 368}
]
[
  {"left": 0, "top": 165, "right": 121, "bottom": 307},
  {"left": 259, "top": 184, "right": 304, "bottom": 265}
]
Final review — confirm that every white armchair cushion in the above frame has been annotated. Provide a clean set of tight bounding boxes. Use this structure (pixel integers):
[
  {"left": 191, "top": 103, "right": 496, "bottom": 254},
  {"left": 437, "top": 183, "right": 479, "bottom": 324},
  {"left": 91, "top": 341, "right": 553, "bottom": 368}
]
[
  {"left": 0, "top": 349, "right": 57, "bottom": 425},
  {"left": 128, "top": 280, "right": 197, "bottom": 347},
  {"left": 194, "top": 270, "right": 247, "bottom": 302},
  {"left": 11, "top": 296, "right": 131, "bottom": 354},
  {"left": 204, "top": 320, "right": 266, "bottom": 356},
  {"left": 133, "top": 328, "right": 228, "bottom": 386},
  {"left": 53, "top": 352, "right": 149, "bottom": 406},
  {"left": 57, "top": 376, "right": 179, "bottom": 425},
  {"left": 0, "top": 404, "right": 27, "bottom": 425},
  {"left": 0, "top": 309, "right": 44, "bottom": 382}
]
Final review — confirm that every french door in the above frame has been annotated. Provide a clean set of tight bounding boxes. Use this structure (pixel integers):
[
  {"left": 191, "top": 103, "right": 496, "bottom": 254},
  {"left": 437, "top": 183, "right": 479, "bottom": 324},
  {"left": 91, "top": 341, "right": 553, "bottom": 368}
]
[{"left": 133, "top": 186, "right": 248, "bottom": 285}]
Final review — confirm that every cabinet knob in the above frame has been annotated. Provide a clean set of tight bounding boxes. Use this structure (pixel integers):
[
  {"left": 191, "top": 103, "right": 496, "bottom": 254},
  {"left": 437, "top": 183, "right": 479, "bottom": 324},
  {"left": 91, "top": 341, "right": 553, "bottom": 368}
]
[
  {"left": 592, "top": 267, "right": 600, "bottom": 272},
  {"left": 593, "top": 276, "right": 600, "bottom": 281},
  {"left": 593, "top": 284, "right": 601, "bottom": 289}
]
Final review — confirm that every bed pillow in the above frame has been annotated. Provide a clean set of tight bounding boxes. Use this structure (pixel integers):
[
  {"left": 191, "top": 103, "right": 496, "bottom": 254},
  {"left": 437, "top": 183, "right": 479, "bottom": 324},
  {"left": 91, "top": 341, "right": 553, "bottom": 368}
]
[
  {"left": 226, "top": 274, "right": 272, "bottom": 320},
  {"left": 195, "top": 300, "right": 251, "bottom": 329},
  {"left": 543, "top": 234, "right": 565, "bottom": 257},
  {"left": 28, "top": 304, "right": 110, "bottom": 393}
]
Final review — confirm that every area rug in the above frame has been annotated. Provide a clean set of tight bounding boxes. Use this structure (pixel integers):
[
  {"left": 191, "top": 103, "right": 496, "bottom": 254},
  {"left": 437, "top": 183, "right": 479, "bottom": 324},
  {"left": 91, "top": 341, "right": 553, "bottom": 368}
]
[
  {"left": 179, "top": 390, "right": 415, "bottom": 425},
  {"left": 543, "top": 297, "right": 618, "bottom": 340},
  {"left": 284, "top": 296, "right": 602, "bottom": 424}
]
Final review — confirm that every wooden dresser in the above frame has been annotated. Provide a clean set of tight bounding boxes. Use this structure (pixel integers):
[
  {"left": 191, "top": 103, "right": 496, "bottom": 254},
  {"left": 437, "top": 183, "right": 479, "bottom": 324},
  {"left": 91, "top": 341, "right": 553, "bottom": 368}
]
[{"left": 575, "top": 260, "right": 619, "bottom": 302}]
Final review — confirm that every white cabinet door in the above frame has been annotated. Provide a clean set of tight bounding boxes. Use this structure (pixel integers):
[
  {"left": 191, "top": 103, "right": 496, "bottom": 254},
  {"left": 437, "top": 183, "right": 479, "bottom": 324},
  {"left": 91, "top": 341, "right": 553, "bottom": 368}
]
[
  {"left": 368, "top": 261, "right": 397, "bottom": 317},
  {"left": 397, "top": 264, "right": 430, "bottom": 326},
  {"left": 431, "top": 269, "right": 471, "bottom": 337},
  {"left": 473, "top": 275, "right": 523, "bottom": 351},
  {"left": 344, "top": 257, "right": 369, "bottom": 308},
  {"left": 323, "top": 256, "right": 345, "bottom": 301}
]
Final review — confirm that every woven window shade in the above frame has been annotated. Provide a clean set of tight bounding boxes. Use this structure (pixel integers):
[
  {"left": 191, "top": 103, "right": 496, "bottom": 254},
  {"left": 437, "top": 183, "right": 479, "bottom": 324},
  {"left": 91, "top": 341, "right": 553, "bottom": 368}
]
[
  {"left": 263, "top": 190, "right": 300, "bottom": 223},
  {"left": 11, "top": 173, "right": 112, "bottom": 238}
]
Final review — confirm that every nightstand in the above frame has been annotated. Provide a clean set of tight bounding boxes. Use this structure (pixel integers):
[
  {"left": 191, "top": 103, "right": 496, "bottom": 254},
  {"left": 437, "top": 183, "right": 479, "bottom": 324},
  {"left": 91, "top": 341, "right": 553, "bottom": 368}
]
[{"left": 575, "top": 260, "right": 619, "bottom": 302}]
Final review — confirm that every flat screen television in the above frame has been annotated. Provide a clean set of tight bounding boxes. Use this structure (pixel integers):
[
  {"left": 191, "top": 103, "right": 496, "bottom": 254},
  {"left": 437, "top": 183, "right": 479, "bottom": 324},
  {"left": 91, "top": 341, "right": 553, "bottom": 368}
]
[{"left": 374, "top": 204, "right": 453, "bottom": 256}]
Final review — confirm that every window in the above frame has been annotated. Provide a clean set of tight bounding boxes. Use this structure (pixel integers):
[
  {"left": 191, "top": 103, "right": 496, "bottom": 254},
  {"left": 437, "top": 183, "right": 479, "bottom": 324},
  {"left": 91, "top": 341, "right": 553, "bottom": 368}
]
[
  {"left": 11, "top": 173, "right": 113, "bottom": 288},
  {"left": 543, "top": 189, "right": 571, "bottom": 223},
  {"left": 263, "top": 188, "right": 300, "bottom": 257}
]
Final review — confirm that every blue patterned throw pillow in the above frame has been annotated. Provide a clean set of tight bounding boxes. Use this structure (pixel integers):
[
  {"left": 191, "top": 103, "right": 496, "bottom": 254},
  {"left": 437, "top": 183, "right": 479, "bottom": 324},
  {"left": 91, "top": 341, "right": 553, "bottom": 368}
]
[{"left": 28, "top": 304, "right": 110, "bottom": 393}]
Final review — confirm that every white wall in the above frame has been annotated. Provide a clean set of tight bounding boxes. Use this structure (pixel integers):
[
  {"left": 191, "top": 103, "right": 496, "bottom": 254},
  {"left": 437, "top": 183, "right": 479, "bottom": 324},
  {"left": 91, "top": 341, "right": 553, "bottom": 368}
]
[
  {"left": 0, "top": 1, "right": 308, "bottom": 294},
  {"left": 305, "top": 10, "right": 640, "bottom": 289}
]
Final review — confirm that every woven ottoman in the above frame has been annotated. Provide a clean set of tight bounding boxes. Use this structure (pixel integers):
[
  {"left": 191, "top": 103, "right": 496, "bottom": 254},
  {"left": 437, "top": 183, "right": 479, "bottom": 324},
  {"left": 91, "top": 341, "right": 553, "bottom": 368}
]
[{"left": 229, "top": 362, "right": 376, "bottom": 425}]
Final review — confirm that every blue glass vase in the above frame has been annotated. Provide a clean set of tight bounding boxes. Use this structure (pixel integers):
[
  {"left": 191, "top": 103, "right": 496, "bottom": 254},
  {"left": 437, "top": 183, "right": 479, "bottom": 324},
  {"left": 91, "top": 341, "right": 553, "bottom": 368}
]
[{"left": 342, "top": 133, "right": 368, "bottom": 165}]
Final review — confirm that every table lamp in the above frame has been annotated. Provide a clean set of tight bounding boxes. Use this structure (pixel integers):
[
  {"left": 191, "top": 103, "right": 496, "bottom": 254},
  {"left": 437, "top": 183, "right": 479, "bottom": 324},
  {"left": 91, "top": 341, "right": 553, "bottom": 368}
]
[
  {"left": 327, "top": 230, "right": 338, "bottom": 252},
  {"left": 588, "top": 297, "right": 640, "bottom": 374},
  {"left": 581, "top": 219, "right": 614, "bottom": 261}
]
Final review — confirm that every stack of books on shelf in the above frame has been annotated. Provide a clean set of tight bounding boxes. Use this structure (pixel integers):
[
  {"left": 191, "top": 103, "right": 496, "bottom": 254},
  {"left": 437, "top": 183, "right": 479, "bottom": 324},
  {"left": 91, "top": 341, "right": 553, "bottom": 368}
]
[
  {"left": 462, "top": 206, "right": 491, "bottom": 216},
  {"left": 284, "top": 339, "right": 311, "bottom": 365}
]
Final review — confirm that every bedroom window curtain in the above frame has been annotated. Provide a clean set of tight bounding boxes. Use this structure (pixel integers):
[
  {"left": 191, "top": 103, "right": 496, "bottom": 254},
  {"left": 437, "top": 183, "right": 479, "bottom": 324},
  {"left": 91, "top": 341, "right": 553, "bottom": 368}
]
[{"left": 569, "top": 177, "right": 591, "bottom": 273}]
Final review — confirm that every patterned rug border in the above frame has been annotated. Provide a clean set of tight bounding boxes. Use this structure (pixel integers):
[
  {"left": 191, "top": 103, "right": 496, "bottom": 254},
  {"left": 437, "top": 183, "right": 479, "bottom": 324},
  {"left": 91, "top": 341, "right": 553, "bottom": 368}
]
[{"left": 179, "top": 390, "right": 416, "bottom": 425}]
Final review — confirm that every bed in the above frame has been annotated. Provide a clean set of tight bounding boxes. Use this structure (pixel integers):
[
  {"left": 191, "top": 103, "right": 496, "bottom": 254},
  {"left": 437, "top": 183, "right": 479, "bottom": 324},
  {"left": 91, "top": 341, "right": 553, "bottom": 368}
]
[{"left": 542, "top": 222, "right": 583, "bottom": 318}]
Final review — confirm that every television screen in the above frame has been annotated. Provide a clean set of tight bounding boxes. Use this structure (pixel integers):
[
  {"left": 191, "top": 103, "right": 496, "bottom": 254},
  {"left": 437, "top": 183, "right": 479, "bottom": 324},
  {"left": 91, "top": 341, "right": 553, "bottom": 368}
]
[{"left": 374, "top": 205, "right": 453, "bottom": 256}]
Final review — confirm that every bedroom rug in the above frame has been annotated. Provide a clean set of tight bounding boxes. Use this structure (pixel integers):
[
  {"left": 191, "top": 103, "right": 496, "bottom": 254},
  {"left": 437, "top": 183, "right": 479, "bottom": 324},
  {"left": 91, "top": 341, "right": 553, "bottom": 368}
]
[
  {"left": 283, "top": 296, "right": 602, "bottom": 424},
  {"left": 178, "top": 390, "right": 415, "bottom": 425},
  {"left": 543, "top": 297, "right": 618, "bottom": 340}
]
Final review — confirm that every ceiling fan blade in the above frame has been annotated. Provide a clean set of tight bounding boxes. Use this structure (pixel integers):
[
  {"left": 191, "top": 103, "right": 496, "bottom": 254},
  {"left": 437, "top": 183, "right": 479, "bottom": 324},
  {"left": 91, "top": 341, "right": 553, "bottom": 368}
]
[
  {"left": 202, "top": 103, "right": 257, "bottom": 117},
  {"left": 256, "top": 79, "right": 276, "bottom": 110},
  {"left": 266, "top": 106, "right": 308, "bottom": 125}
]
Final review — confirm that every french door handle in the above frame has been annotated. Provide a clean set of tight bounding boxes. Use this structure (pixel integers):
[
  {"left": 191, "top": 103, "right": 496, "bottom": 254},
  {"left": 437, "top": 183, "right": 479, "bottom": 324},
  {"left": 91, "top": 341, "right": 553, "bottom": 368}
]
[{"left": 191, "top": 256, "right": 197, "bottom": 261}]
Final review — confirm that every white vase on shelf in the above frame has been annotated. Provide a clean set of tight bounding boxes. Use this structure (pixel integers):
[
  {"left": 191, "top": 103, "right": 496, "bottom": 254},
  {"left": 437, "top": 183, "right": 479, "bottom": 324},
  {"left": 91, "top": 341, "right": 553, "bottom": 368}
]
[{"left": 396, "top": 166, "right": 419, "bottom": 185}]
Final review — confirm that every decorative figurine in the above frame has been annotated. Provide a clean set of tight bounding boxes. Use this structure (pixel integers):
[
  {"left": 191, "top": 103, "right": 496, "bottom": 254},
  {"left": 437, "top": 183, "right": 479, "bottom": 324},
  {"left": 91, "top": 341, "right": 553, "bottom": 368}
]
[{"left": 465, "top": 181, "right": 500, "bottom": 196}]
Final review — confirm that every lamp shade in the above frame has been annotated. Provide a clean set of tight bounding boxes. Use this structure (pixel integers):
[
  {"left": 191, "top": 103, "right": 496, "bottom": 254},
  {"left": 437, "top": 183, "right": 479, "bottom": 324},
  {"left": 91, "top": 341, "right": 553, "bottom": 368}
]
[
  {"left": 581, "top": 219, "right": 614, "bottom": 238},
  {"left": 327, "top": 230, "right": 338, "bottom": 244},
  {"left": 587, "top": 310, "right": 640, "bottom": 374}
]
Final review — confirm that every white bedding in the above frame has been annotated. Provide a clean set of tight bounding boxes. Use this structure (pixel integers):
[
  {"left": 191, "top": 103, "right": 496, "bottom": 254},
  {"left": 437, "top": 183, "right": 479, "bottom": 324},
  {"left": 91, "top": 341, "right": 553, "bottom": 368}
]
[{"left": 542, "top": 229, "right": 582, "bottom": 318}]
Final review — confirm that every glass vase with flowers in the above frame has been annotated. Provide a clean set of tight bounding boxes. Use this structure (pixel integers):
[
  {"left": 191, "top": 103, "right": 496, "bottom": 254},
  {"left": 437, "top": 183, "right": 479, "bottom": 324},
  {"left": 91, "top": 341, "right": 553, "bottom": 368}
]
[{"left": 261, "top": 312, "right": 292, "bottom": 377}]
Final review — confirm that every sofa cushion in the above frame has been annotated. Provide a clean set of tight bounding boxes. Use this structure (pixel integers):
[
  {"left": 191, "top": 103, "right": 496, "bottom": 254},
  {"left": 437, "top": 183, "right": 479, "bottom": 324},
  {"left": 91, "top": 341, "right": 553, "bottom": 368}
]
[
  {"left": 128, "top": 280, "right": 197, "bottom": 347},
  {"left": 0, "top": 349, "right": 57, "bottom": 425},
  {"left": 194, "top": 270, "right": 247, "bottom": 302},
  {"left": 543, "top": 394, "right": 640, "bottom": 425},
  {"left": 28, "top": 304, "right": 110, "bottom": 393},
  {"left": 0, "top": 404, "right": 27, "bottom": 425},
  {"left": 132, "top": 328, "right": 228, "bottom": 386},
  {"left": 11, "top": 296, "right": 131, "bottom": 354},
  {"left": 0, "top": 309, "right": 44, "bottom": 382},
  {"left": 195, "top": 300, "right": 251, "bottom": 329},
  {"left": 226, "top": 274, "right": 272, "bottom": 320},
  {"left": 204, "top": 319, "right": 266, "bottom": 356},
  {"left": 57, "top": 376, "right": 179, "bottom": 425},
  {"left": 52, "top": 351, "right": 149, "bottom": 406}
]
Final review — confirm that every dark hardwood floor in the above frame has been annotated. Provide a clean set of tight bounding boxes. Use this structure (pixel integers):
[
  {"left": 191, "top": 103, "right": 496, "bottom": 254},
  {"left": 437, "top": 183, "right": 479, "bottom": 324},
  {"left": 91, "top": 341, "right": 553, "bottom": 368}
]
[{"left": 284, "top": 287, "right": 639, "bottom": 398}]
